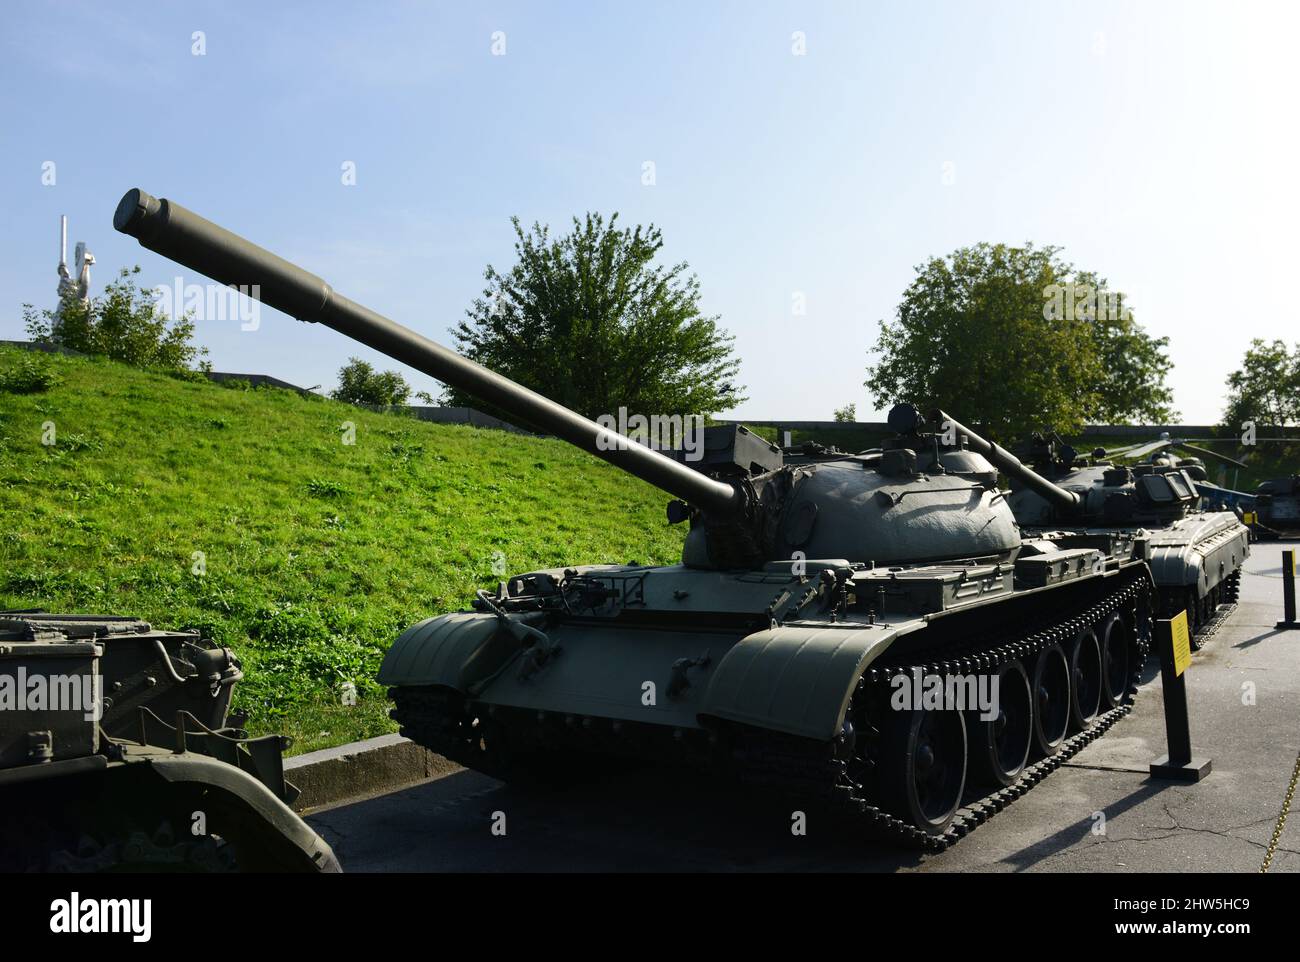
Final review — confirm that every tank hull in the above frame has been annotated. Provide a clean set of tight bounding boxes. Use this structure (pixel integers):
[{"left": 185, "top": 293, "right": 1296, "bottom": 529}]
[
  {"left": 1016, "top": 514, "right": 1248, "bottom": 643},
  {"left": 383, "top": 543, "right": 1154, "bottom": 846}
]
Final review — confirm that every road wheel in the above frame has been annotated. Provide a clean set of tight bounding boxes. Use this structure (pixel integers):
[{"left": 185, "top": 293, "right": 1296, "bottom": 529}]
[
  {"left": 1031, "top": 644, "right": 1070, "bottom": 756},
  {"left": 1100, "top": 612, "right": 1131, "bottom": 708},
  {"left": 1068, "top": 628, "right": 1103, "bottom": 730},
  {"left": 968, "top": 659, "right": 1033, "bottom": 787},
  {"left": 879, "top": 704, "right": 967, "bottom": 835}
]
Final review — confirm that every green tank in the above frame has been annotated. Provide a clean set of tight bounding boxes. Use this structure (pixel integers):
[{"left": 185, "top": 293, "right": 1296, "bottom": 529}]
[
  {"left": 1002, "top": 433, "right": 1250, "bottom": 649},
  {"left": 0, "top": 612, "right": 339, "bottom": 871},
  {"left": 1252, "top": 474, "right": 1300, "bottom": 538},
  {"left": 115, "top": 189, "right": 1156, "bottom": 847}
]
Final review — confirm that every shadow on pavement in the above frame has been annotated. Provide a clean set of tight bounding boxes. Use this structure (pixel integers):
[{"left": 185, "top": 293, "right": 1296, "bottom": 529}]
[{"left": 998, "top": 780, "right": 1166, "bottom": 872}]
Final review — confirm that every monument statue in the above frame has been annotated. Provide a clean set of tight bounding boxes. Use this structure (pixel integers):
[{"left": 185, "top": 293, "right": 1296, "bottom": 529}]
[{"left": 55, "top": 215, "right": 93, "bottom": 334}]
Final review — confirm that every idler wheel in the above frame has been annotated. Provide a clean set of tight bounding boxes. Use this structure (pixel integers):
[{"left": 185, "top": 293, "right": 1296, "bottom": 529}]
[
  {"left": 1099, "top": 612, "right": 1131, "bottom": 708},
  {"left": 1068, "top": 628, "right": 1103, "bottom": 730},
  {"left": 968, "top": 659, "right": 1033, "bottom": 787},
  {"left": 1030, "top": 643, "right": 1071, "bottom": 756},
  {"left": 880, "top": 703, "right": 967, "bottom": 835}
]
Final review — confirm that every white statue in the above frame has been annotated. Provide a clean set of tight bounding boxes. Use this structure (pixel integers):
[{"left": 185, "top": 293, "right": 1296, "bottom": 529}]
[{"left": 55, "top": 215, "right": 93, "bottom": 334}]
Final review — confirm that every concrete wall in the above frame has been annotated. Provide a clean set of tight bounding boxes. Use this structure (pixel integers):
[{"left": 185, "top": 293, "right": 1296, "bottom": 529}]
[
  {"left": 206, "top": 371, "right": 313, "bottom": 392},
  {"left": 720, "top": 418, "right": 1235, "bottom": 437},
  {"left": 0, "top": 338, "right": 87, "bottom": 357},
  {"left": 355, "top": 403, "right": 529, "bottom": 433}
]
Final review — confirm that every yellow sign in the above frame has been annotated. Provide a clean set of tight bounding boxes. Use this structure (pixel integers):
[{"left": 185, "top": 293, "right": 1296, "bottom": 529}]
[
  {"left": 1243, "top": 511, "right": 1257, "bottom": 526},
  {"left": 1171, "top": 610, "right": 1191, "bottom": 676}
]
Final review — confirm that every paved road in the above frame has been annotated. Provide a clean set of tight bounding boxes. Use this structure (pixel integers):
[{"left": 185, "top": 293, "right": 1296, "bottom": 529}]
[
  {"left": 308, "top": 543, "right": 1300, "bottom": 872},
  {"left": 1239, "top": 540, "right": 1300, "bottom": 605}
]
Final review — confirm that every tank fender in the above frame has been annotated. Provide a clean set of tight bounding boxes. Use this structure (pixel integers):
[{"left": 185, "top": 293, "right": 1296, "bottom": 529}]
[
  {"left": 699, "top": 622, "right": 905, "bottom": 741},
  {"left": 377, "top": 612, "right": 520, "bottom": 690},
  {"left": 1147, "top": 545, "right": 1205, "bottom": 590},
  {"left": 143, "top": 753, "right": 340, "bottom": 872},
  {"left": 1149, "top": 522, "right": 1250, "bottom": 593}
]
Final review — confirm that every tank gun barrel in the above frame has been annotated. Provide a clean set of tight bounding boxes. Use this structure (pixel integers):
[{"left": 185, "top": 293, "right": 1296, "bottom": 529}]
[
  {"left": 113, "top": 188, "right": 743, "bottom": 519},
  {"left": 932, "top": 410, "right": 1082, "bottom": 513}
]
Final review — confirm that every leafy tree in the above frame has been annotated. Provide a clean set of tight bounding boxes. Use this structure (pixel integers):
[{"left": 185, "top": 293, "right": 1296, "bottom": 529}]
[
  {"left": 865, "top": 243, "right": 1175, "bottom": 440},
  {"left": 833, "top": 403, "right": 857, "bottom": 422},
  {"left": 1222, "top": 339, "right": 1300, "bottom": 429},
  {"left": 332, "top": 357, "right": 411, "bottom": 406},
  {"left": 447, "top": 212, "right": 744, "bottom": 422},
  {"left": 24, "top": 267, "right": 207, "bottom": 372}
]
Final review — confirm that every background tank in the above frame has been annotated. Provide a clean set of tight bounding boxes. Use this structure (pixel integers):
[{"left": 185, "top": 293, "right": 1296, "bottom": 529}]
[
  {"left": 115, "top": 189, "right": 1155, "bottom": 846},
  {"left": 984, "top": 427, "right": 1250, "bottom": 648},
  {"left": 1252, "top": 474, "right": 1300, "bottom": 538},
  {"left": 0, "top": 611, "right": 339, "bottom": 871}
]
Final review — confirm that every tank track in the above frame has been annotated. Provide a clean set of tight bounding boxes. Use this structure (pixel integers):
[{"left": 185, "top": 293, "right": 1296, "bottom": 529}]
[
  {"left": 393, "top": 572, "right": 1152, "bottom": 852},
  {"left": 1159, "top": 569, "right": 1240, "bottom": 650},
  {"left": 733, "top": 571, "right": 1151, "bottom": 852}
]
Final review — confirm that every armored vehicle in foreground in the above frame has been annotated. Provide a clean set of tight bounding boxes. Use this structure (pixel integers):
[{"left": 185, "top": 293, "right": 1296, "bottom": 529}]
[
  {"left": 1004, "top": 434, "right": 1249, "bottom": 647},
  {"left": 115, "top": 188, "right": 1155, "bottom": 847},
  {"left": 0, "top": 612, "right": 339, "bottom": 871}
]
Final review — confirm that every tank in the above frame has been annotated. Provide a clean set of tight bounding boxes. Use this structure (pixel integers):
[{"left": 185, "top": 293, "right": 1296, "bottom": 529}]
[
  {"left": 114, "top": 188, "right": 1156, "bottom": 847},
  {"left": 992, "top": 430, "right": 1249, "bottom": 648},
  {"left": 1252, "top": 475, "right": 1300, "bottom": 538},
  {"left": 0, "top": 611, "right": 339, "bottom": 871}
]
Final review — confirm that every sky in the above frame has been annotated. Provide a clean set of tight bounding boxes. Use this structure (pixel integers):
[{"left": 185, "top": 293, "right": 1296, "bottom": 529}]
[{"left": 2, "top": 0, "right": 1297, "bottom": 424}]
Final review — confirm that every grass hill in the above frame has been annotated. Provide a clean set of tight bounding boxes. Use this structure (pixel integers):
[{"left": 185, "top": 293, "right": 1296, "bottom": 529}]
[{"left": 0, "top": 346, "right": 685, "bottom": 754}]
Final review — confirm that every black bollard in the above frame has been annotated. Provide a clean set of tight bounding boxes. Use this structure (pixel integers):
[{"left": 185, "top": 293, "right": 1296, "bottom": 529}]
[
  {"left": 1150, "top": 611, "right": 1212, "bottom": 782},
  {"left": 1277, "top": 549, "right": 1299, "bottom": 631}
]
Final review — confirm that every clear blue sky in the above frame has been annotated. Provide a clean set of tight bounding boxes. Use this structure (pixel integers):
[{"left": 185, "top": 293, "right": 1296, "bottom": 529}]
[{"left": 3, "top": 1, "right": 1296, "bottom": 423}]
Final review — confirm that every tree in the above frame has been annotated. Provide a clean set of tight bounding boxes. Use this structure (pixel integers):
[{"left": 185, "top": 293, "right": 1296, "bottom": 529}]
[
  {"left": 331, "top": 358, "right": 411, "bottom": 406},
  {"left": 1222, "top": 339, "right": 1300, "bottom": 429},
  {"left": 446, "top": 212, "right": 744, "bottom": 422},
  {"left": 24, "top": 266, "right": 207, "bottom": 372},
  {"left": 865, "top": 243, "right": 1175, "bottom": 440},
  {"left": 833, "top": 403, "right": 857, "bottom": 422}
]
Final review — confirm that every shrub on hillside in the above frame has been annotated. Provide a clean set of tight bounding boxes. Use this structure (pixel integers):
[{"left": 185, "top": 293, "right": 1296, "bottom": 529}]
[
  {"left": 331, "top": 357, "right": 411, "bottom": 406},
  {"left": 0, "top": 351, "right": 61, "bottom": 394},
  {"left": 24, "top": 266, "right": 208, "bottom": 374}
]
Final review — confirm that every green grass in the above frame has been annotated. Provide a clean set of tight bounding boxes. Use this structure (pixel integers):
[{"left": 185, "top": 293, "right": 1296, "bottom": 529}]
[{"left": 0, "top": 347, "right": 685, "bottom": 754}]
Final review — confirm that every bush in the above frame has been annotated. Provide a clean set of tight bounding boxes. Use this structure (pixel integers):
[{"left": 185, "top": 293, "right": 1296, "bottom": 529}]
[
  {"left": 0, "top": 352, "right": 61, "bottom": 394},
  {"left": 331, "top": 357, "right": 411, "bottom": 406},
  {"left": 24, "top": 267, "right": 208, "bottom": 373}
]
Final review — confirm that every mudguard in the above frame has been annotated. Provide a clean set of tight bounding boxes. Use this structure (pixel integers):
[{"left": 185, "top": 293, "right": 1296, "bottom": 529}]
[
  {"left": 142, "top": 752, "right": 341, "bottom": 872},
  {"left": 376, "top": 613, "right": 498, "bottom": 689},
  {"left": 700, "top": 622, "right": 905, "bottom": 741}
]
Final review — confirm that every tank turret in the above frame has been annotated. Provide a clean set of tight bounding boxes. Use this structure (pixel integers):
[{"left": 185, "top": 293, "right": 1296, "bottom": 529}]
[{"left": 933, "top": 411, "right": 1082, "bottom": 515}]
